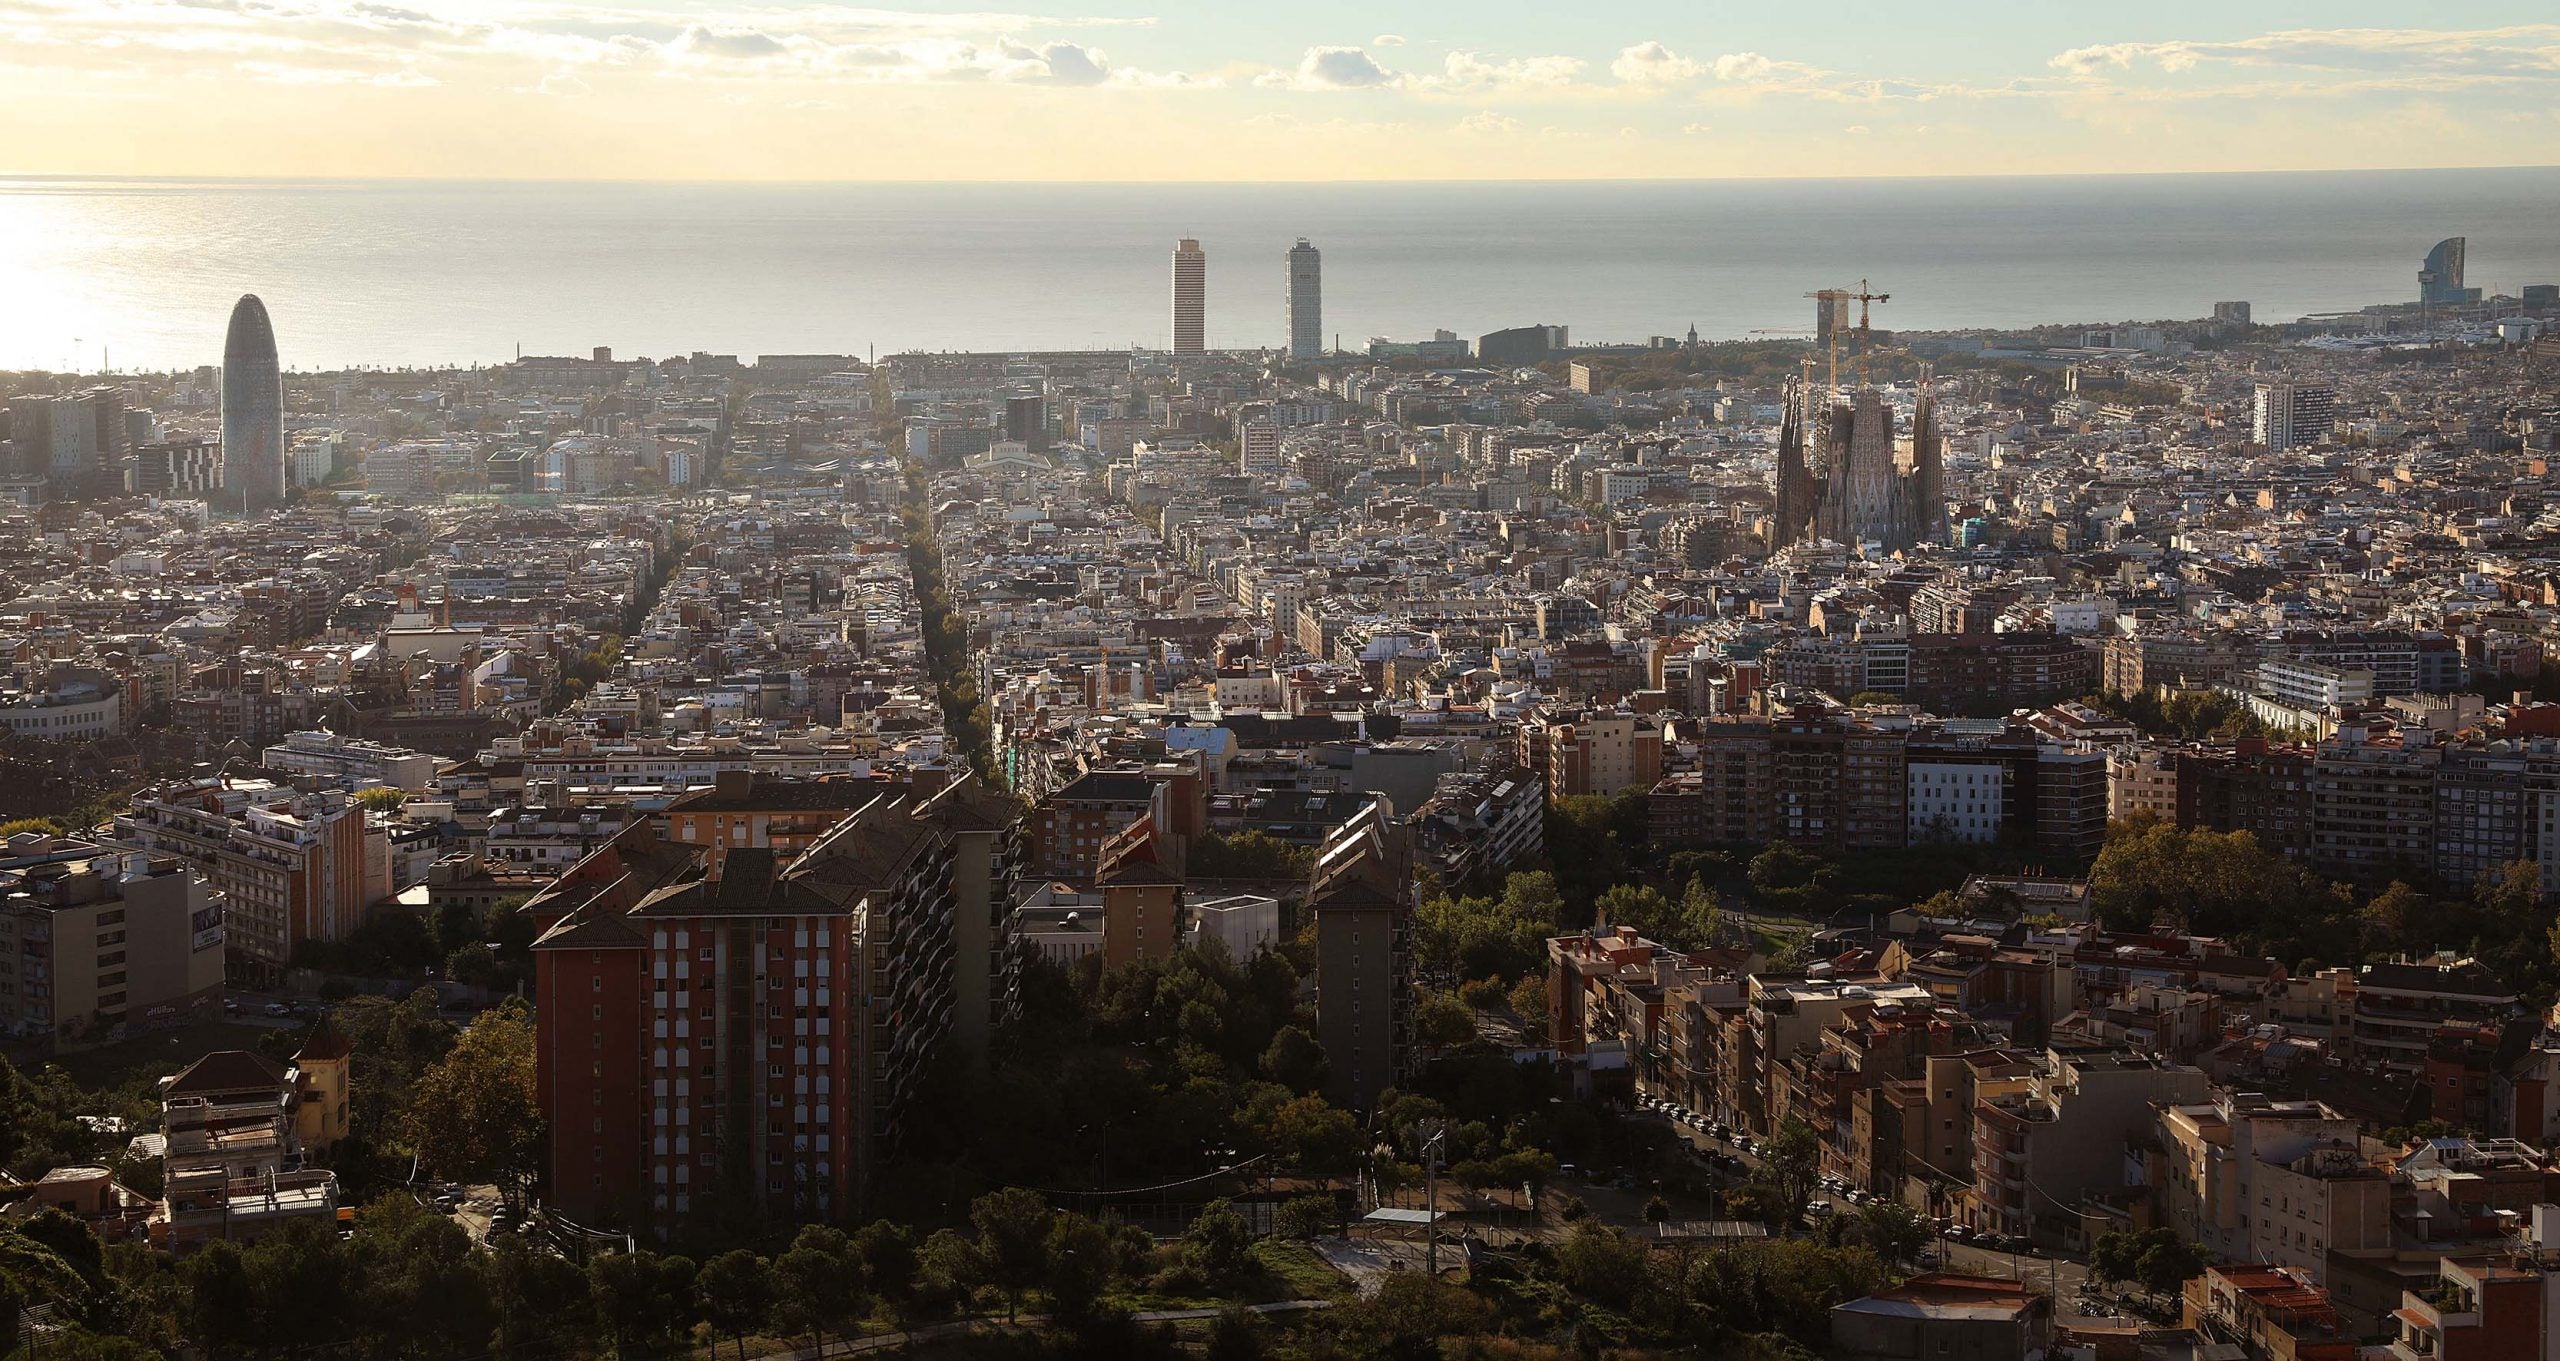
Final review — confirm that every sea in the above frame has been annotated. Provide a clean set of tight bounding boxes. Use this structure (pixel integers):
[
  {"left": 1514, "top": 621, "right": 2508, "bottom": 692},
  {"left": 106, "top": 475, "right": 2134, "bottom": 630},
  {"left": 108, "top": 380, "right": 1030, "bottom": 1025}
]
[{"left": 5, "top": 168, "right": 2560, "bottom": 374}]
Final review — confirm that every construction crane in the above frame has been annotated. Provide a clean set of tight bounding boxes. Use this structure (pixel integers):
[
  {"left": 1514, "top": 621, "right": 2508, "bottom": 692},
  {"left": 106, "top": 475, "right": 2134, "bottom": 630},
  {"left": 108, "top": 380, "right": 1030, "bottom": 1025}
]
[{"left": 1804, "top": 280, "right": 1892, "bottom": 390}]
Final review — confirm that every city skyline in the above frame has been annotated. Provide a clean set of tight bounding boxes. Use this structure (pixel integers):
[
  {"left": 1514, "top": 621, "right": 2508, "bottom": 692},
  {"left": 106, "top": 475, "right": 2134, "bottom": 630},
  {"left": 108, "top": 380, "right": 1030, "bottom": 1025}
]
[{"left": 6, "top": 4, "right": 2560, "bottom": 180}]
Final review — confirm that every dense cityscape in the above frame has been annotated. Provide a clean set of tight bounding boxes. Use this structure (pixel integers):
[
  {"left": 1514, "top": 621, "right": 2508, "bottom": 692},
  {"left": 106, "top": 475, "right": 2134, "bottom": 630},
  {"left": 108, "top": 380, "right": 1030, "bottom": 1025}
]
[{"left": 2, "top": 222, "right": 2560, "bottom": 1361}]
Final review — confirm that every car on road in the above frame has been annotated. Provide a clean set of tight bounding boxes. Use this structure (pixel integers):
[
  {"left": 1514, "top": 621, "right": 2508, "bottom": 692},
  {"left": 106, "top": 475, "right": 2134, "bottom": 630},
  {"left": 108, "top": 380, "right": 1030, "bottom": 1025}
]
[
  {"left": 433, "top": 1193, "right": 461, "bottom": 1213},
  {"left": 262, "top": 1002, "right": 292, "bottom": 1017}
]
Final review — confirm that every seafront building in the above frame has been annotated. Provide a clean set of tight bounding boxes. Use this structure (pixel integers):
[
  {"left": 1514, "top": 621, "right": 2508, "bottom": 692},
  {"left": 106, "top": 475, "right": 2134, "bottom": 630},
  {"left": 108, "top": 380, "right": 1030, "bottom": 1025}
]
[
  {"left": 220, "top": 293, "right": 286, "bottom": 511},
  {"left": 1171, "top": 238, "right": 1207, "bottom": 355},
  {"left": 1286, "top": 238, "right": 1322, "bottom": 360}
]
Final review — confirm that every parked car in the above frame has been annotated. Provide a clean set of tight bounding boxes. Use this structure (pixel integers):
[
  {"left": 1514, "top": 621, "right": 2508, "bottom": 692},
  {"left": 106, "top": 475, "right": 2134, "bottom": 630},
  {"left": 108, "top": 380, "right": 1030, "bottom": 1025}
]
[{"left": 262, "top": 1002, "right": 292, "bottom": 1017}]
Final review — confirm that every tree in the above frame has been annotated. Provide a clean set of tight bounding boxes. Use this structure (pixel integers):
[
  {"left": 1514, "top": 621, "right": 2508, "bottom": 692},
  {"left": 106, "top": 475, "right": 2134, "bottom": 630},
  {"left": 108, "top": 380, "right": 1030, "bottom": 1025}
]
[
  {"left": 915, "top": 1228, "right": 982, "bottom": 1322},
  {"left": 1554, "top": 1222, "right": 1648, "bottom": 1308},
  {"left": 698, "top": 1249, "right": 774, "bottom": 1361},
  {"left": 1275, "top": 1195, "right": 1339, "bottom": 1241},
  {"left": 773, "top": 1224, "right": 865, "bottom": 1358},
  {"left": 1259, "top": 1094, "right": 1363, "bottom": 1172},
  {"left": 853, "top": 1219, "right": 919, "bottom": 1309},
  {"left": 2092, "top": 1227, "right": 2212, "bottom": 1294},
  {"left": 1748, "top": 841, "right": 1837, "bottom": 915},
  {"left": 589, "top": 1250, "right": 696, "bottom": 1356},
  {"left": 1415, "top": 871, "right": 1567, "bottom": 982},
  {"left": 2362, "top": 881, "right": 2430, "bottom": 956},
  {"left": 1644, "top": 1194, "right": 1673, "bottom": 1233},
  {"left": 968, "top": 1187, "right": 1054, "bottom": 1323},
  {"left": 1595, "top": 883, "right": 1672, "bottom": 935},
  {"left": 490, "top": 1238, "right": 594, "bottom": 1358},
  {"left": 2089, "top": 823, "right": 2355, "bottom": 962},
  {"left": 1044, "top": 1212, "right": 1118, "bottom": 1320},
  {"left": 1761, "top": 1118, "right": 1819, "bottom": 1215},
  {"left": 177, "top": 1242, "right": 258, "bottom": 1360},
  {"left": 2134, "top": 1235, "right": 2213, "bottom": 1295},
  {"left": 1189, "top": 831, "right": 1316, "bottom": 881},
  {"left": 1327, "top": 1274, "right": 1493, "bottom": 1361},
  {"left": 1508, "top": 974, "right": 1551, "bottom": 1046},
  {"left": 406, "top": 999, "right": 543, "bottom": 1189},
  {"left": 1545, "top": 797, "right": 1647, "bottom": 919},
  {"left": 1182, "top": 1200, "right": 1255, "bottom": 1287},
  {"left": 1415, "top": 993, "right": 1477, "bottom": 1050},
  {"left": 353, "top": 787, "right": 408, "bottom": 812},
  {"left": 1205, "top": 1307, "right": 1270, "bottom": 1361},
  {"left": 1838, "top": 1202, "right": 1931, "bottom": 1266}
]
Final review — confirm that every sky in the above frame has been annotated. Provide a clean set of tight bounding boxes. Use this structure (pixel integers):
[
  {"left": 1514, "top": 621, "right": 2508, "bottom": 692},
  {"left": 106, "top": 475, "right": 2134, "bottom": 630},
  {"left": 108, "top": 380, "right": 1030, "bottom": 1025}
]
[{"left": 6, "top": 1, "right": 2560, "bottom": 180}]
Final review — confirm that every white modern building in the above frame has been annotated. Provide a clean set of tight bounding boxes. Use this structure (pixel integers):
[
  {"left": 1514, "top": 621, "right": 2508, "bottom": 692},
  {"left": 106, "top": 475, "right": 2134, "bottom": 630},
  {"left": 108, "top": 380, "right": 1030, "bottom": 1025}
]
[
  {"left": 0, "top": 675, "right": 123, "bottom": 741},
  {"left": 1908, "top": 761, "right": 2005, "bottom": 844},
  {"left": 2257, "top": 658, "right": 2374, "bottom": 711},
  {"left": 261, "top": 730, "right": 442, "bottom": 792},
  {"left": 1187, "top": 892, "right": 1280, "bottom": 960}
]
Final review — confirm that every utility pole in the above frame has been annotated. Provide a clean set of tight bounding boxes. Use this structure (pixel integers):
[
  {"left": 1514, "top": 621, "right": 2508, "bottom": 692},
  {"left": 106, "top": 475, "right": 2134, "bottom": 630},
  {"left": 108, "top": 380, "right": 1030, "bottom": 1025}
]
[{"left": 1422, "top": 1123, "right": 1448, "bottom": 1279}]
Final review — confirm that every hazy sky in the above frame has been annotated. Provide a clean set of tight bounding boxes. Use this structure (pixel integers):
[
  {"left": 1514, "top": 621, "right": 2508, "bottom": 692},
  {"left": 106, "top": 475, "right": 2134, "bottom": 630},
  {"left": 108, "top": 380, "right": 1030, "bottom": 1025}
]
[{"left": 6, "top": 1, "right": 2560, "bottom": 180}]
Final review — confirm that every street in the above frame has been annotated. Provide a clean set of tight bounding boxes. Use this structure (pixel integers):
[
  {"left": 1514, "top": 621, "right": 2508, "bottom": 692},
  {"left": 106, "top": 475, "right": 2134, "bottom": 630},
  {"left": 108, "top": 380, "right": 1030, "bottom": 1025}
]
[{"left": 1627, "top": 1102, "right": 2105, "bottom": 1307}]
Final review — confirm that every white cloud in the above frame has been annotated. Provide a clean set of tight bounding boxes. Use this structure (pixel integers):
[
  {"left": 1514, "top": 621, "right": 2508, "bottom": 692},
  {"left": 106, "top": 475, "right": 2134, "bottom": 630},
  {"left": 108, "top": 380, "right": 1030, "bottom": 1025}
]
[
  {"left": 0, "top": 0, "right": 1196, "bottom": 90},
  {"left": 1421, "top": 49, "right": 1581, "bottom": 95},
  {"left": 1843, "top": 123, "right": 1869, "bottom": 134},
  {"left": 1610, "top": 40, "right": 1699, "bottom": 84},
  {"left": 673, "top": 26, "right": 786, "bottom": 60},
  {"left": 1371, "top": 33, "right": 1403, "bottom": 48},
  {"left": 1452, "top": 108, "right": 1517, "bottom": 134},
  {"left": 1713, "top": 51, "right": 1777, "bottom": 81},
  {"left": 1263, "top": 44, "right": 1397, "bottom": 90},
  {"left": 993, "top": 38, "right": 1108, "bottom": 86},
  {"left": 2051, "top": 25, "right": 2560, "bottom": 85},
  {"left": 1681, "top": 121, "right": 1711, "bottom": 134}
]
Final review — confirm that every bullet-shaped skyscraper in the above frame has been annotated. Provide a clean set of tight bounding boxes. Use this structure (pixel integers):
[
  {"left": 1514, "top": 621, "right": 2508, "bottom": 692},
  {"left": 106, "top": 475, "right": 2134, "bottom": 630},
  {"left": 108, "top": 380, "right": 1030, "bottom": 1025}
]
[
  {"left": 1286, "top": 238, "right": 1322, "bottom": 360},
  {"left": 221, "top": 294, "right": 285, "bottom": 511},
  {"left": 1171, "top": 238, "right": 1206, "bottom": 355}
]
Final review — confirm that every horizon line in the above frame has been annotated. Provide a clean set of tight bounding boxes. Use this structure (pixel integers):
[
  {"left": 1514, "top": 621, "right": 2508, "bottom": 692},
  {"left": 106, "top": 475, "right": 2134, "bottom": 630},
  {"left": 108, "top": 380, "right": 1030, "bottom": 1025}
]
[{"left": 7, "top": 162, "right": 2560, "bottom": 190}]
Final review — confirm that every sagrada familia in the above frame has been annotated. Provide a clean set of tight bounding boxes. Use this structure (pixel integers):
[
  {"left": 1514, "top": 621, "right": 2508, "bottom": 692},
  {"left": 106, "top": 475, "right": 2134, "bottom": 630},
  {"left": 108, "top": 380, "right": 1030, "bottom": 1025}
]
[{"left": 1771, "top": 379, "right": 1947, "bottom": 554}]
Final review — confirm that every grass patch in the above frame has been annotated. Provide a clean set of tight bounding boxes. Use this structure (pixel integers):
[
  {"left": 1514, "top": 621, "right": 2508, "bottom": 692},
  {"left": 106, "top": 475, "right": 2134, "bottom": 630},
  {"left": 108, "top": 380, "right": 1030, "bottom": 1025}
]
[{"left": 1250, "top": 1240, "right": 1354, "bottom": 1302}]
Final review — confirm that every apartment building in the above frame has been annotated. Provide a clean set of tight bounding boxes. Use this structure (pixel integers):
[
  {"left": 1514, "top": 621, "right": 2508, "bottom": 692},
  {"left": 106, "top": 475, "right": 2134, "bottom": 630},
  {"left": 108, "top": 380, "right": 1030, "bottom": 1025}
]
[
  {"left": 529, "top": 774, "right": 1020, "bottom": 1229},
  {"left": 0, "top": 837, "right": 227, "bottom": 1049},
  {"left": 660, "top": 771, "right": 891, "bottom": 879},
  {"left": 1716, "top": 976, "right": 1934, "bottom": 1138},
  {"left": 1861, "top": 1049, "right": 2035, "bottom": 1204},
  {"left": 1409, "top": 765, "right": 1544, "bottom": 887},
  {"left": 2106, "top": 745, "right": 2180, "bottom": 824},
  {"left": 1028, "top": 768, "right": 1167, "bottom": 883},
  {"left": 1308, "top": 803, "right": 1416, "bottom": 1112},
  {"left": 2350, "top": 955, "right": 2518, "bottom": 1077},
  {"left": 111, "top": 778, "right": 388, "bottom": 982},
  {"left": 151, "top": 1046, "right": 345, "bottom": 1251},
  {"left": 1535, "top": 710, "right": 1664, "bottom": 799},
  {"left": 2152, "top": 1093, "right": 2389, "bottom": 1282},
  {"left": 1967, "top": 1050, "right": 2208, "bottom": 1247}
]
